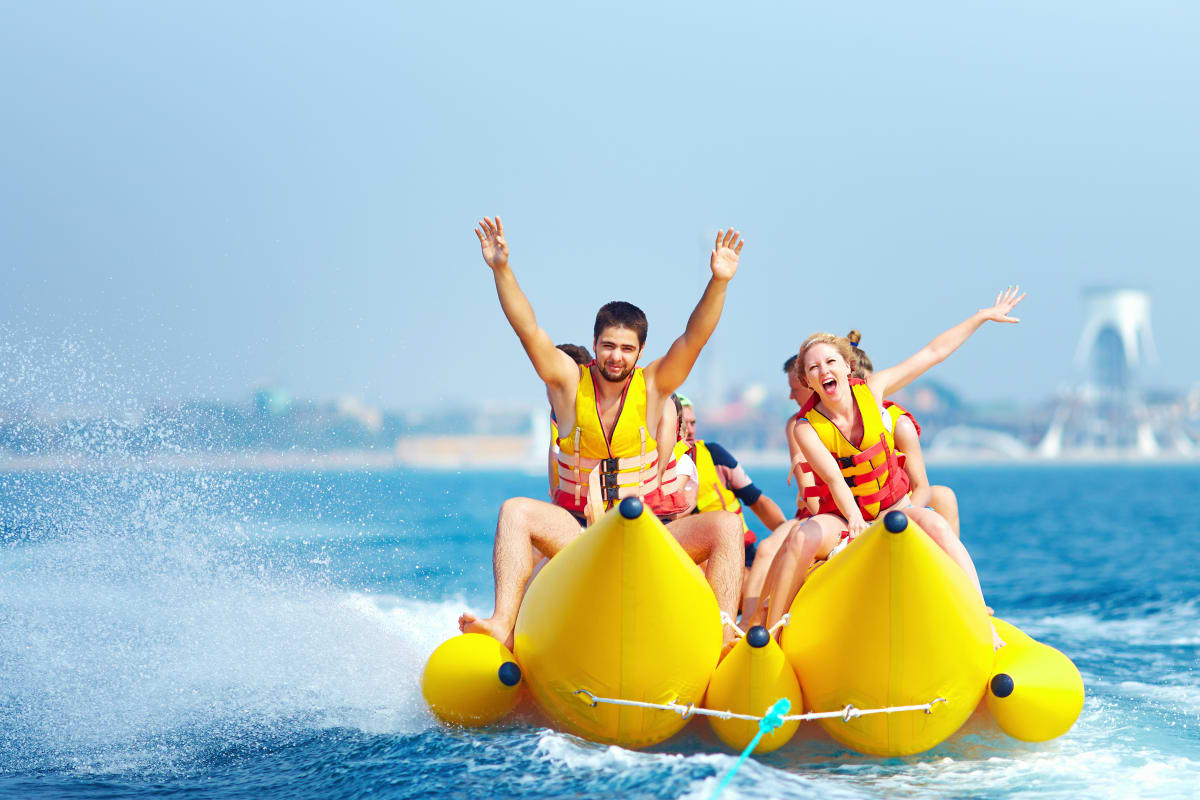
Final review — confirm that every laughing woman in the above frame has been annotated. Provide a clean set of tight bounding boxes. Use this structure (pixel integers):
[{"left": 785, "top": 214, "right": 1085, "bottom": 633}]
[{"left": 747, "top": 288, "right": 1025, "bottom": 648}]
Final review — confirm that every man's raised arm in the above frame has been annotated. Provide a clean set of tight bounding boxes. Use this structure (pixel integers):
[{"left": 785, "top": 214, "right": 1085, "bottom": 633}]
[
  {"left": 476, "top": 217, "right": 576, "bottom": 389},
  {"left": 647, "top": 229, "right": 743, "bottom": 395}
]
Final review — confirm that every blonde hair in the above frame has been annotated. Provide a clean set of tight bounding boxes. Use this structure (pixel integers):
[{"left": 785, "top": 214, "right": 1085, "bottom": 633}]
[
  {"left": 846, "top": 329, "right": 873, "bottom": 378},
  {"left": 795, "top": 332, "right": 858, "bottom": 382}
]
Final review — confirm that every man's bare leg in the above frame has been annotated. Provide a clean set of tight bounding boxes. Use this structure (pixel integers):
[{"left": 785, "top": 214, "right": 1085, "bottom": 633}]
[
  {"left": 458, "top": 497, "right": 582, "bottom": 647},
  {"left": 665, "top": 511, "right": 744, "bottom": 644}
]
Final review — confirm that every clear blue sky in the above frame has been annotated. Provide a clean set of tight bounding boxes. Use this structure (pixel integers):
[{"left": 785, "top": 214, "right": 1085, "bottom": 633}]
[{"left": 2, "top": 2, "right": 1197, "bottom": 411}]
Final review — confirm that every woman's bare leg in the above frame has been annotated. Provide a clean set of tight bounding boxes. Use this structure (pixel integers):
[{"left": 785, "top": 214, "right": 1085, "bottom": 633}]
[
  {"left": 741, "top": 519, "right": 798, "bottom": 620},
  {"left": 928, "top": 485, "right": 960, "bottom": 538},
  {"left": 745, "top": 514, "right": 844, "bottom": 630},
  {"left": 903, "top": 505, "right": 1003, "bottom": 649},
  {"left": 904, "top": 506, "right": 982, "bottom": 598}
]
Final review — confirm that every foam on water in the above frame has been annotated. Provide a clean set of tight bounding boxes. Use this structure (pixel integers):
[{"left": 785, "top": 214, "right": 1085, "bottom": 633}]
[
  {"left": 1027, "top": 601, "right": 1200, "bottom": 648},
  {"left": 0, "top": 473, "right": 459, "bottom": 775}
]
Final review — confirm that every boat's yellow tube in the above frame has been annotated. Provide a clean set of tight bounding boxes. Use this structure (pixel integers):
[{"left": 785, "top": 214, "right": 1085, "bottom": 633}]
[
  {"left": 987, "top": 618, "right": 1085, "bottom": 742},
  {"left": 779, "top": 511, "right": 994, "bottom": 756},
  {"left": 421, "top": 633, "right": 523, "bottom": 726},
  {"left": 513, "top": 497, "right": 722, "bottom": 748},
  {"left": 704, "top": 625, "right": 802, "bottom": 753}
]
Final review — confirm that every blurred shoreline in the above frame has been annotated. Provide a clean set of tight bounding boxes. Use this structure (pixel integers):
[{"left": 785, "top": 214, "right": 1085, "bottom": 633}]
[{"left": 2, "top": 436, "right": 1196, "bottom": 473}]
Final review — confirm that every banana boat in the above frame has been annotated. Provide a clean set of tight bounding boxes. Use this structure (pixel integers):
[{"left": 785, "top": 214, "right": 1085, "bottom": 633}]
[{"left": 422, "top": 500, "right": 1083, "bottom": 754}]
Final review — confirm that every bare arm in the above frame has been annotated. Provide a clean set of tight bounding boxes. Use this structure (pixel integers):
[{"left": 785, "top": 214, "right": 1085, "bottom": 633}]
[
  {"left": 792, "top": 421, "right": 868, "bottom": 537},
  {"left": 476, "top": 217, "right": 577, "bottom": 392},
  {"left": 655, "top": 401, "right": 679, "bottom": 482},
  {"left": 748, "top": 494, "right": 787, "bottom": 531},
  {"left": 645, "top": 229, "right": 743, "bottom": 396},
  {"left": 893, "top": 415, "right": 930, "bottom": 508},
  {"left": 785, "top": 416, "right": 818, "bottom": 515},
  {"left": 868, "top": 287, "right": 1025, "bottom": 399}
]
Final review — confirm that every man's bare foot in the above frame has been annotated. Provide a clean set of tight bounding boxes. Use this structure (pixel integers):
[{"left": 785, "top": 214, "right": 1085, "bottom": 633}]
[
  {"left": 986, "top": 605, "right": 995, "bottom": 616},
  {"left": 458, "top": 612, "right": 515, "bottom": 650}
]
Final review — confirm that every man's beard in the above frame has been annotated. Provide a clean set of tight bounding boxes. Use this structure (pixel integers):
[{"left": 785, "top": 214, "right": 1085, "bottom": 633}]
[{"left": 598, "top": 362, "right": 635, "bottom": 383}]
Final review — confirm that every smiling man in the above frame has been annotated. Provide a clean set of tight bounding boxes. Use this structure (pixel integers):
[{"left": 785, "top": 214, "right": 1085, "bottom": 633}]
[{"left": 458, "top": 216, "right": 746, "bottom": 648}]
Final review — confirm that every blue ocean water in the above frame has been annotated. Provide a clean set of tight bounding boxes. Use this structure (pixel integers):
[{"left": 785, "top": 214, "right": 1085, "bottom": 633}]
[{"left": 1, "top": 465, "right": 1197, "bottom": 799}]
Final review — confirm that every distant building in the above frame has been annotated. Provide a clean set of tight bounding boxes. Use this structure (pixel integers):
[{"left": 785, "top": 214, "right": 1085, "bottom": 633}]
[{"left": 1037, "top": 288, "right": 1192, "bottom": 458}]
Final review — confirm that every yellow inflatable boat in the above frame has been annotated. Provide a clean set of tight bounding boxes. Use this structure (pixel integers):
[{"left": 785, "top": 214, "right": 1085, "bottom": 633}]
[{"left": 422, "top": 499, "right": 1083, "bottom": 755}]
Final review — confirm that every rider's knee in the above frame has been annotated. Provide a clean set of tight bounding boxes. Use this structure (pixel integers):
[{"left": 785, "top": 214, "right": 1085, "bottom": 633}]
[
  {"left": 920, "top": 513, "right": 952, "bottom": 543},
  {"left": 781, "top": 527, "right": 808, "bottom": 558},
  {"left": 756, "top": 533, "right": 784, "bottom": 562},
  {"left": 498, "top": 496, "right": 535, "bottom": 525},
  {"left": 719, "top": 510, "right": 743, "bottom": 540}
]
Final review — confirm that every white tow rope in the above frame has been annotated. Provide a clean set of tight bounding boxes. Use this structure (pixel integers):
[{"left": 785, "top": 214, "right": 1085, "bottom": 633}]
[{"left": 572, "top": 689, "right": 947, "bottom": 723}]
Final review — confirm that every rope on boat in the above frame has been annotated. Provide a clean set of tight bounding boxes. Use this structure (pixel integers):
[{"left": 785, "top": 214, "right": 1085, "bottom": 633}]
[
  {"left": 720, "top": 611, "right": 789, "bottom": 639},
  {"left": 719, "top": 612, "right": 746, "bottom": 639},
  {"left": 572, "top": 689, "right": 947, "bottom": 723}
]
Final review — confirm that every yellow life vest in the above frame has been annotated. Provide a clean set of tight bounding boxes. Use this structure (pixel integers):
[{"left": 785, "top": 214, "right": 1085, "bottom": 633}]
[
  {"left": 796, "top": 380, "right": 911, "bottom": 521},
  {"left": 549, "top": 417, "right": 560, "bottom": 494},
  {"left": 554, "top": 365, "right": 682, "bottom": 514},
  {"left": 674, "top": 439, "right": 749, "bottom": 534}
]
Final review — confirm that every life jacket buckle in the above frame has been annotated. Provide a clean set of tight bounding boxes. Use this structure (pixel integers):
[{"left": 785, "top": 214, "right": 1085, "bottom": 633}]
[
  {"left": 600, "top": 457, "right": 620, "bottom": 473},
  {"left": 838, "top": 456, "right": 855, "bottom": 469},
  {"left": 603, "top": 486, "right": 620, "bottom": 502},
  {"left": 598, "top": 471, "right": 619, "bottom": 489}
]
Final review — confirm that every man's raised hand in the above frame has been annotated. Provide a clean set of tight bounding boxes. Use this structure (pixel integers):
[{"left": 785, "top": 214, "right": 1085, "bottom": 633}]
[
  {"left": 710, "top": 229, "right": 744, "bottom": 282},
  {"left": 475, "top": 216, "right": 509, "bottom": 271}
]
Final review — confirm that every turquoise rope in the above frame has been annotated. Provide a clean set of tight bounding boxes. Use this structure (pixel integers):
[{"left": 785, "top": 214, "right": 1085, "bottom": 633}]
[{"left": 709, "top": 697, "right": 791, "bottom": 800}]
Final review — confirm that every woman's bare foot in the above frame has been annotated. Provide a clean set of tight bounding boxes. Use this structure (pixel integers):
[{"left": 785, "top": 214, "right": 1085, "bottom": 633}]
[
  {"left": 991, "top": 623, "right": 1005, "bottom": 651},
  {"left": 458, "top": 612, "right": 515, "bottom": 650}
]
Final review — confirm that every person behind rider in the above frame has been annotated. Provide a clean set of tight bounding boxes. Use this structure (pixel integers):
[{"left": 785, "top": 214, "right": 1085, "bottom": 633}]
[
  {"left": 673, "top": 394, "right": 786, "bottom": 569},
  {"left": 459, "top": 217, "right": 746, "bottom": 649},
  {"left": 740, "top": 354, "right": 818, "bottom": 617},
  {"left": 747, "top": 288, "right": 1026, "bottom": 649},
  {"left": 846, "top": 330, "right": 960, "bottom": 538}
]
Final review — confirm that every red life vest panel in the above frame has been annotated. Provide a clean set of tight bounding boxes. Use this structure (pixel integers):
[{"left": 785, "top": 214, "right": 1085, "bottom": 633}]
[
  {"left": 793, "top": 379, "right": 911, "bottom": 521},
  {"left": 884, "top": 400, "right": 921, "bottom": 438}
]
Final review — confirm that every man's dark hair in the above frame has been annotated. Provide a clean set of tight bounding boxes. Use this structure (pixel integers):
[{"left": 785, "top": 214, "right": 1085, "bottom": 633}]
[
  {"left": 594, "top": 301, "right": 648, "bottom": 347},
  {"left": 783, "top": 354, "right": 797, "bottom": 374},
  {"left": 556, "top": 343, "right": 592, "bottom": 365}
]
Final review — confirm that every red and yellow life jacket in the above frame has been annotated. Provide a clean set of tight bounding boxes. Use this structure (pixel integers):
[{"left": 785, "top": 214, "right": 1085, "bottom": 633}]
[
  {"left": 554, "top": 364, "right": 687, "bottom": 516},
  {"left": 673, "top": 439, "right": 754, "bottom": 543},
  {"left": 794, "top": 379, "right": 910, "bottom": 521}
]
